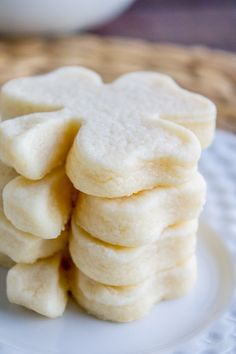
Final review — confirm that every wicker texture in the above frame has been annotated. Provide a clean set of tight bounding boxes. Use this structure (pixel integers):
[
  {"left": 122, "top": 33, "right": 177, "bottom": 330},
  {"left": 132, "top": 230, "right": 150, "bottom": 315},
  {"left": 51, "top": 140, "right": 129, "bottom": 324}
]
[{"left": 0, "top": 35, "right": 235, "bottom": 132}]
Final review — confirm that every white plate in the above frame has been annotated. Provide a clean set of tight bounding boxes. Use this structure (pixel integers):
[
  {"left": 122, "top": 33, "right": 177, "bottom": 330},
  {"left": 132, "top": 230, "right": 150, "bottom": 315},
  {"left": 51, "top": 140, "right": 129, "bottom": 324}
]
[{"left": 0, "top": 130, "right": 236, "bottom": 354}]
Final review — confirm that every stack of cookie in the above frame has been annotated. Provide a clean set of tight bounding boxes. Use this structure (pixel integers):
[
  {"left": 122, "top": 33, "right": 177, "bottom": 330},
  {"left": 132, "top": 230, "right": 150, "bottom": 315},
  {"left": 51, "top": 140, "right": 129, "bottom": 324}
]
[
  {"left": 0, "top": 67, "right": 216, "bottom": 321},
  {"left": 69, "top": 174, "right": 206, "bottom": 322},
  {"left": 0, "top": 161, "right": 71, "bottom": 317}
]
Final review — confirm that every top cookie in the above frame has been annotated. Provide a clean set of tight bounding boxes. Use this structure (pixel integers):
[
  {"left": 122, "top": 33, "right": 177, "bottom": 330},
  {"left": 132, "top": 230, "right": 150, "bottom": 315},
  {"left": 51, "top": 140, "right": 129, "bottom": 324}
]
[{"left": 0, "top": 67, "right": 216, "bottom": 197}]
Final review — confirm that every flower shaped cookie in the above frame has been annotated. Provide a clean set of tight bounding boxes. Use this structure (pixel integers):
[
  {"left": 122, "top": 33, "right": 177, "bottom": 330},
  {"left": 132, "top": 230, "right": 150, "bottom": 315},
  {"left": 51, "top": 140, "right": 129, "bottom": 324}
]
[{"left": 0, "top": 67, "right": 216, "bottom": 197}]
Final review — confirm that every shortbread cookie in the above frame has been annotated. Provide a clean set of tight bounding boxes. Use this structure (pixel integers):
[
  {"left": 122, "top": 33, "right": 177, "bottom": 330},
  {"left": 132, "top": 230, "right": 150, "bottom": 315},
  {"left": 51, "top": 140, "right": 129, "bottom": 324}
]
[
  {"left": 0, "top": 110, "right": 79, "bottom": 180},
  {"left": 0, "top": 67, "right": 216, "bottom": 197},
  {"left": 7, "top": 253, "right": 68, "bottom": 318},
  {"left": 70, "top": 219, "right": 197, "bottom": 286},
  {"left": 3, "top": 167, "right": 73, "bottom": 238},
  {"left": 0, "top": 215, "right": 68, "bottom": 263},
  {"left": 0, "top": 252, "right": 15, "bottom": 268},
  {"left": 74, "top": 172, "right": 205, "bottom": 246},
  {"left": 70, "top": 256, "right": 197, "bottom": 322},
  {"left": 0, "top": 161, "right": 68, "bottom": 263}
]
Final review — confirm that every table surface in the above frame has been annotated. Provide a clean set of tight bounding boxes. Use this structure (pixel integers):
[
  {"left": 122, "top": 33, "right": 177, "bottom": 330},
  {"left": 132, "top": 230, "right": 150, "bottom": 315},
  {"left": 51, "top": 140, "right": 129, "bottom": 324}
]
[{"left": 91, "top": 0, "right": 236, "bottom": 52}]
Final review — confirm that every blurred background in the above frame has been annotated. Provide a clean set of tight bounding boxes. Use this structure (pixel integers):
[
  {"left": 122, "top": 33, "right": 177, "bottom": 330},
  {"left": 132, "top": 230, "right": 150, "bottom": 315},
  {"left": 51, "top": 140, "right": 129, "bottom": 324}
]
[
  {"left": 0, "top": 0, "right": 235, "bottom": 51},
  {"left": 92, "top": 0, "right": 236, "bottom": 51}
]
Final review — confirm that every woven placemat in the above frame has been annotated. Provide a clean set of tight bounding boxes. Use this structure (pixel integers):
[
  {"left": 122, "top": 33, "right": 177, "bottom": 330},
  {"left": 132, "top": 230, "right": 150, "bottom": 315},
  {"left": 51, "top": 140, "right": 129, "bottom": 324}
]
[{"left": 0, "top": 35, "right": 235, "bottom": 132}]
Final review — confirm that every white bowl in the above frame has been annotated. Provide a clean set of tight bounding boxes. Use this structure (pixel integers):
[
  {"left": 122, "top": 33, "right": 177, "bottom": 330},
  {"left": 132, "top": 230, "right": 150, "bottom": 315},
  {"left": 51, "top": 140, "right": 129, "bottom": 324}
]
[{"left": 0, "top": 0, "right": 134, "bottom": 35}]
